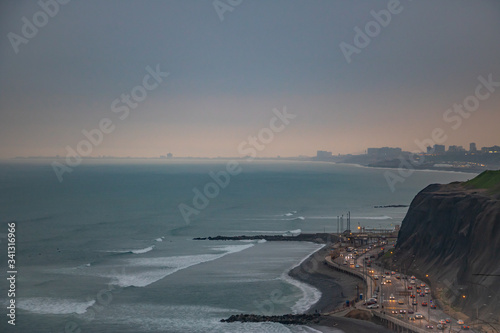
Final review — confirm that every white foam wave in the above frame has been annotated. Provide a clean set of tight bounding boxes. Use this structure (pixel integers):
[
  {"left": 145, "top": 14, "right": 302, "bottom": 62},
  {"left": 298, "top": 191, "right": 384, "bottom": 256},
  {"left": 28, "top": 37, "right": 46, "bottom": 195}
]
[
  {"left": 292, "top": 216, "right": 305, "bottom": 221},
  {"left": 283, "top": 211, "right": 298, "bottom": 217},
  {"left": 283, "top": 244, "right": 325, "bottom": 314},
  {"left": 155, "top": 238, "right": 163, "bottom": 242},
  {"left": 282, "top": 229, "right": 302, "bottom": 236},
  {"left": 17, "top": 297, "right": 95, "bottom": 315},
  {"left": 103, "top": 243, "right": 255, "bottom": 287},
  {"left": 282, "top": 272, "right": 322, "bottom": 314},
  {"left": 131, "top": 246, "right": 154, "bottom": 254},
  {"left": 238, "top": 239, "right": 267, "bottom": 244},
  {"left": 103, "top": 245, "right": 155, "bottom": 254}
]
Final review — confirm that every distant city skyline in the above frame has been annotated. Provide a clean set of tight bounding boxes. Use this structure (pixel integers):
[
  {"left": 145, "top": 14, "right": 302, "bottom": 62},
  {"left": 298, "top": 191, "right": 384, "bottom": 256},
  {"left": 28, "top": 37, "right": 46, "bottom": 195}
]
[{"left": 1, "top": 1, "right": 500, "bottom": 159}]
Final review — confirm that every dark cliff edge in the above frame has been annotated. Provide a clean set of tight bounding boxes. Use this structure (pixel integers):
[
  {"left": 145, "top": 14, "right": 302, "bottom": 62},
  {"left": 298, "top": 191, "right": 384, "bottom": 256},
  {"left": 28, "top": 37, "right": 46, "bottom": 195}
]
[{"left": 388, "top": 170, "right": 500, "bottom": 325}]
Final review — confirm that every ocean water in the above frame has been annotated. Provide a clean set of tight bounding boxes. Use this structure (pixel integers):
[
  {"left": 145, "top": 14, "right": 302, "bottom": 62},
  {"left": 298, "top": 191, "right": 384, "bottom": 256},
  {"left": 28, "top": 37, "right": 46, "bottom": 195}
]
[{"left": 0, "top": 160, "right": 473, "bottom": 332}]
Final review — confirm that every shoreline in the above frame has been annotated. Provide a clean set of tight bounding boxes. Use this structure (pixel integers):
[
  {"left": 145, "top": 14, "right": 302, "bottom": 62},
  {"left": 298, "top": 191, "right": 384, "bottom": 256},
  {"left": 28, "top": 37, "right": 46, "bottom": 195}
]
[
  {"left": 336, "top": 161, "right": 481, "bottom": 175},
  {"left": 288, "top": 246, "right": 360, "bottom": 314}
]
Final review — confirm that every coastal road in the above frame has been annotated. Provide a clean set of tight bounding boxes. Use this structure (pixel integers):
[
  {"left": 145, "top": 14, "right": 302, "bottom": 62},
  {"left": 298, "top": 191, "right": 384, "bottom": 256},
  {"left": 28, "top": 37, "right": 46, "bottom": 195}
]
[{"left": 332, "top": 242, "right": 476, "bottom": 332}]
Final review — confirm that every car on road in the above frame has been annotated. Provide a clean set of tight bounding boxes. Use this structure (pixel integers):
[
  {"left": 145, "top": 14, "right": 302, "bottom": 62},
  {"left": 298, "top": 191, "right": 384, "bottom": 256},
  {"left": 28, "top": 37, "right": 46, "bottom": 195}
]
[
  {"left": 420, "top": 293, "right": 426, "bottom": 297},
  {"left": 398, "top": 299, "right": 405, "bottom": 305},
  {"left": 399, "top": 309, "right": 407, "bottom": 314},
  {"left": 391, "top": 310, "right": 398, "bottom": 314},
  {"left": 373, "top": 275, "right": 379, "bottom": 280},
  {"left": 462, "top": 325, "right": 470, "bottom": 330},
  {"left": 396, "top": 275, "right": 401, "bottom": 279},
  {"left": 437, "top": 324, "right": 445, "bottom": 330},
  {"left": 415, "top": 313, "right": 424, "bottom": 319},
  {"left": 410, "top": 280, "right": 416, "bottom": 285},
  {"left": 367, "top": 304, "right": 379, "bottom": 309},
  {"left": 422, "top": 302, "right": 428, "bottom": 306},
  {"left": 439, "top": 319, "right": 447, "bottom": 326},
  {"left": 386, "top": 279, "right": 392, "bottom": 283},
  {"left": 389, "top": 294, "right": 395, "bottom": 300},
  {"left": 355, "top": 264, "right": 360, "bottom": 268},
  {"left": 457, "top": 319, "right": 465, "bottom": 325},
  {"left": 412, "top": 300, "right": 417, "bottom": 305},
  {"left": 426, "top": 324, "right": 434, "bottom": 329},
  {"left": 408, "top": 315, "right": 415, "bottom": 321},
  {"left": 408, "top": 286, "right": 413, "bottom": 290},
  {"left": 445, "top": 319, "right": 450, "bottom": 323},
  {"left": 411, "top": 275, "right": 416, "bottom": 280},
  {"left": 410, "top": 294, "right": 416, "bottom": 298},
  {"left": 430, "top": 304, "right": 437, "bottom": 309},
  {"left": 407, "top": 309, "right": 414, "bottom": 314}
]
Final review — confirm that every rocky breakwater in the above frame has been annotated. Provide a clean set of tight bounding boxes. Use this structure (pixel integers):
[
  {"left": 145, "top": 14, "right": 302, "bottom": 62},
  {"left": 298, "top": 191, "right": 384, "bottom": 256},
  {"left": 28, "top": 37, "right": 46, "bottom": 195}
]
[
  {"left": 221, "top": 313, "right": 321, "bottom": 325},
  {"left": 194, "top": 233, "right": 335, "bottom": 244},
  {"left": 387, "top": 170, "right": 500, "bottom": 325}
]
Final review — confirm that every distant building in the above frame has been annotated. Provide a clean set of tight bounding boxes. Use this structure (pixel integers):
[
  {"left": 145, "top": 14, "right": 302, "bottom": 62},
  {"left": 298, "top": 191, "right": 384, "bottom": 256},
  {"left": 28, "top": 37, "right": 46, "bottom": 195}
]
[
  {"left": 434, "top": 145, "right": 446, "bottom": 154},
  {"left": 167, "top": 153, "right": 173, "bottom": 159},
  {"left": 470, "top": 143, "right": 477, "bottom": 153},
  {"left": 367, "top": 147, "right": 402, "bottom": 159},
  {"left": 448, "top": 145, "right": 466, "bottom": 153},
  {"left": 481, "top": 146, "right": 500, "bottom": 154},
  {"left": 317, "top": 150, "right": 333, "bottom": 159},
  {"left": 426, "top": 146, "right": 433, "bottom": 154}
]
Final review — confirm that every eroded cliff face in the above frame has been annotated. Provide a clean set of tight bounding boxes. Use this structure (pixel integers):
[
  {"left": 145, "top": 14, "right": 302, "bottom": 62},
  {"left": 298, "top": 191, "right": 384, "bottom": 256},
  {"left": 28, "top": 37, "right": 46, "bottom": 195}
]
[{"left": 392, "top": 182, "right": 500, "bottom": 324}]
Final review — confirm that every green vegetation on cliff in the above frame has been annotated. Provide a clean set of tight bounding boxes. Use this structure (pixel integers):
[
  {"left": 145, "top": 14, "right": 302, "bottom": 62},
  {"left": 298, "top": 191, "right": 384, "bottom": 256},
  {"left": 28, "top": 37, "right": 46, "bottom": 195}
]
[{"left": 464, "top": 170, "right": 500, "bottom": 194}]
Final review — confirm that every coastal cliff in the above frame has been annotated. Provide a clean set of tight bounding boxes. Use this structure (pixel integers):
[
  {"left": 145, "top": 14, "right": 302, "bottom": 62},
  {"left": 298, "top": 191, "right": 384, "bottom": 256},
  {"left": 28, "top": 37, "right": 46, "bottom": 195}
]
[{"left": 390, "top": 171, "right": 500, "bottom": 324}]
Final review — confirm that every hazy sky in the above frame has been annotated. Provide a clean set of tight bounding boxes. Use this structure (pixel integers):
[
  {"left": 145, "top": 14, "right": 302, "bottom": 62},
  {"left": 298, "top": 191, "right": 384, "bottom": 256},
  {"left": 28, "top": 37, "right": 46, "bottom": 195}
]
[{"left": 1, "top": 0, "right": 499, "bottom": 158}]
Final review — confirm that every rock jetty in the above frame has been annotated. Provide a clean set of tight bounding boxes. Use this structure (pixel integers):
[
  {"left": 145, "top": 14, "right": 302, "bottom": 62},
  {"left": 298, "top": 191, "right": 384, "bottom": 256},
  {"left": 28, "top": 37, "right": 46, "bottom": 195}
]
[
  {"left": 220, "top": 313, "right": 321, "bottom": 325},
  {"left": 193, "top": 233, "right": 335, "bottom": 244}
]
